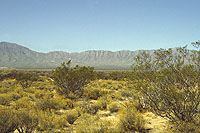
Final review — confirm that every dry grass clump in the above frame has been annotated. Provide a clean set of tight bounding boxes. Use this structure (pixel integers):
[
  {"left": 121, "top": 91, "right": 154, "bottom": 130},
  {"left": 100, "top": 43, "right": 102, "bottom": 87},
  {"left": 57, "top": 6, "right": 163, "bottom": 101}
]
[
  {"left": 108, "top": 102, "right": 121, "bottom": 113},
  {"left": 75, "top": 113, "right": 116, "bottom": 133},
  {"left": 118, "top": 105, "right": 147, "bottom": 132},
  {"left": 76, "top": 101, "right": 101, "bottom": 115},
  {"left": 96, "top": 96, "right": 110, "bottom": 110},
  {"left": 84, "top": 88, "right": 103, "bottom": 100},
  {"left": 65, "top": 110, "right": 79, "bottom": 124}
]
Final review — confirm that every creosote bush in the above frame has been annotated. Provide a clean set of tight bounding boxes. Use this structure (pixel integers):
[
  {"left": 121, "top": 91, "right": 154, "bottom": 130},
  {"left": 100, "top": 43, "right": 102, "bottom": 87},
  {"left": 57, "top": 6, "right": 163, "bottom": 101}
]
[
  {"left": 16, "top": 72, "right": 39, "bottom": 89},
  {"left": 132, "top": 41, "right": 200, "bottom": 131},
  {"left": 51, "top": 60, "right": 95, "bottom": 99}
]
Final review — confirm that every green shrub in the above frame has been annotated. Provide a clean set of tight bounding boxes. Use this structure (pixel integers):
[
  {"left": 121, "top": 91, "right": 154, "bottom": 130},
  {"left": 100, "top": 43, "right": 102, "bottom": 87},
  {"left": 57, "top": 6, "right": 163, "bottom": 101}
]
[{"left": 51, "top": 61, "right": 95, "bottom": 99}]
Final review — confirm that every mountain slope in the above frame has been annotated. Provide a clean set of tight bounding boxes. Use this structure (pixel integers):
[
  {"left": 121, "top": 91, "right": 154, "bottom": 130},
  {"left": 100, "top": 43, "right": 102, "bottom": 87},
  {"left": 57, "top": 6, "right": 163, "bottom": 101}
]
[{"left": 0, "top": 42, "right": 153, "bottom": 69}]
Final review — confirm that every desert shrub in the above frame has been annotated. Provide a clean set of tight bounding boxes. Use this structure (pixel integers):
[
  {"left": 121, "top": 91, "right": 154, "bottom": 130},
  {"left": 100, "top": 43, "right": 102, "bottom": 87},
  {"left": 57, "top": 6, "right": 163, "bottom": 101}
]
[
  {"left": 121, "top": 89, "right": 133, "bottom": 98},
  {"left": 89, "top": 103, "right": 101, "bottom": 114},
  {"left": 16, "top": 72, "right": 39, "bottom": 89},
  {"left": 0, "top": 69, "right": 18, "bottom": 81},
  {"left": 14, "top": 97, "right": 33, "bottom": 109},
  {"left": 23, "top": 87, "right": 37, "bottom": 94},
  {"left": 0, "top": 92, "right": 22, "bottom": 105},
  {"left": 108, "top": 102, "right": 120, "bottom": 113},
  {"left": 15, "top": 109, "right": 39, "bottom": 133},
  {"left": 171, "top": 120, "right": 200, "bottom": 132},
  {"left": 0, "top": 107, "right": 17, "bottom": 133},
  {"left": 0, "top": 94, "right": 11, "bottom": 106},
  {"left": 65, "top": 110, "right": 79, "bottom": 124},
  {"left": 118, "top": 107, "right": 146, "bottom": 132},
  {"left": 0, "top": 79, "right": 16, "bottom": 88},
  {"left": 51, "top": 61, "right": 96, "bottom": 99},
  {"left": 9, "top": 92, "right": 22, "bottom": 101},
  {"left": 37, "top": 111, "right": 56, "bottom": 131},
  {"left": 132, "top": 43, "right": 200, "bottom": 129},
  {"left": 96, "top": 97, "right": 108, "bottom": 110},
  {"left": 0, "top": 87, "right": 14, "bottom": 93},
  {"left": 105, "top": 71, "right": 134, "bottom": 81},
  {"left": 108, "top": 71, "right": 126, "bottom": 80},
  {"left": 95, "top": 71, "right": 109, "bottom": 80},
  {"left": 49, "top": 95, "right": 74, "bottom": 110},
  {"left": 64, "top": 98, "right": 74, "bottom": 109},
  {"left": 34, "top": 95, "right": 61, "bottom": 111},
  {"left": 53, "top": 115, "right": 69, "bottom": 130},
  {"left": 34, "top": 90, "right": 46, "bottom": 99},
  {"left": 76, "top": 101, "right": 101, "bottom": 115},
  {"left": 84, "top": 88, "right": 102, "bottom": 100},
  {"left": 32, "top": 78, "right": 57, "bottom": 91},
  {"left": 36, "top": 110, "right": 69, "bottom": 132}
]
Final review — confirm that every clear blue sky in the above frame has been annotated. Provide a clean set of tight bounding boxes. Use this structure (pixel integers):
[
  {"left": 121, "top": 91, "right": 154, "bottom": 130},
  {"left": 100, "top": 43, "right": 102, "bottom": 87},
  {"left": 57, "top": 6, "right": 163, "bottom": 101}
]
[{"left": 0, "top": 0, "right": 199, "bottom": 52}]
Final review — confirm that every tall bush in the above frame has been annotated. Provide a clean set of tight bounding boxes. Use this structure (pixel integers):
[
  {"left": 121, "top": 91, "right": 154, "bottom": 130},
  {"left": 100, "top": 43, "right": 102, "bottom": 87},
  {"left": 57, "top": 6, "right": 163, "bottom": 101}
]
[
  {"left": 132, "top": 42, "right": 200, "bottom": 131},
  {"left": 51, "top": 61, "right": 95, "bottom": 99}
]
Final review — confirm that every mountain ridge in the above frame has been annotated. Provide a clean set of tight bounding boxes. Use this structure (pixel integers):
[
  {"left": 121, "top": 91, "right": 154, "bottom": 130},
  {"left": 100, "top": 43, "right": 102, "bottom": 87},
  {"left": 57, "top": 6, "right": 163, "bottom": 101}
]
[{"left": 0, "top": 42, "right": 155, "bottom": 69}]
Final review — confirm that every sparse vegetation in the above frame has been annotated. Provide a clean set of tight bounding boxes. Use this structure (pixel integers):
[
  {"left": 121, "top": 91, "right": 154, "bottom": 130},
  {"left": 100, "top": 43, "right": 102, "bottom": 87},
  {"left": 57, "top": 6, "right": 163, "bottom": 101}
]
[{"left": 1, "top": 41, "right": 200, "bottom": 132}]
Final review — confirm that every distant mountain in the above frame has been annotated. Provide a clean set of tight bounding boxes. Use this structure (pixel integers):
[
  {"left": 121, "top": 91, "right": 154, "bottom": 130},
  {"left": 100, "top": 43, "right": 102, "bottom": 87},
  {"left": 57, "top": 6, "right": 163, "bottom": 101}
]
[{"left": 0, "top": 42, "right": 154, "bottom": 69}]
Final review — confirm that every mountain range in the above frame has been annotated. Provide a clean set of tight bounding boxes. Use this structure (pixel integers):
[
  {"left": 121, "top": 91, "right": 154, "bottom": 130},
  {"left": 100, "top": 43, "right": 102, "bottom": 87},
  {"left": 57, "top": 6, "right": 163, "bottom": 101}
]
[{"left": 0, "top": 42, "right": 155, "bottom": 69}]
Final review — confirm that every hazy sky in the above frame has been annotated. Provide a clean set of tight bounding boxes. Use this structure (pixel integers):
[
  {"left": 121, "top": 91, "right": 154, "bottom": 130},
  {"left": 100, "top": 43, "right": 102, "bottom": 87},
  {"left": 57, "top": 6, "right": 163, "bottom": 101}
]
[{"left": 0, "top": 0, "right": 199, "bottom": 52}]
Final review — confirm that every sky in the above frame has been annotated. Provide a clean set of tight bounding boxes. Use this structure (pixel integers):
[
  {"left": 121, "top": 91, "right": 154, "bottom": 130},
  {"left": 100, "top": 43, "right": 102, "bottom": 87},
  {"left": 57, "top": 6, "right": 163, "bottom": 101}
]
[{"left": 0, "top": 0, "right": 199, "bottom": 52}]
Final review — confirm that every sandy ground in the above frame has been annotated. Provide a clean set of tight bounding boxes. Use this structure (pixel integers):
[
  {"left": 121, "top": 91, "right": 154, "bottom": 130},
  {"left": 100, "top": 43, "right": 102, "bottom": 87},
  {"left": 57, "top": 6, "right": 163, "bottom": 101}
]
[{"left": 143, "top": 112, "right": 169, "bottom": 133}]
